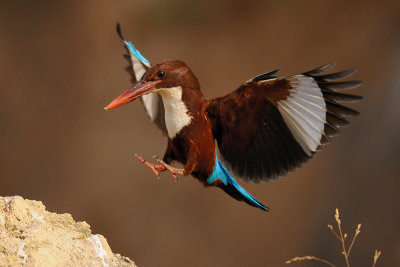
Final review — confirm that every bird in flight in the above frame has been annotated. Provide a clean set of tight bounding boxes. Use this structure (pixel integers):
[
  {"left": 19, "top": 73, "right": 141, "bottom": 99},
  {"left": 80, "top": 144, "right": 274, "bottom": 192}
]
[{"left": 105, "top": 23, "right": 362, "bottom": 211}]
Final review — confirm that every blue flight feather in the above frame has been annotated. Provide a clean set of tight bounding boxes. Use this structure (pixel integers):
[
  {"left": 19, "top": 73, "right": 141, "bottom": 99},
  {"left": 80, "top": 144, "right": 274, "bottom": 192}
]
[
  {"left": 124, "top": 40, "right": 150, "bottom": 65},
  {"left": 207, "top": 156, "right": 268, "bottom": 211}
]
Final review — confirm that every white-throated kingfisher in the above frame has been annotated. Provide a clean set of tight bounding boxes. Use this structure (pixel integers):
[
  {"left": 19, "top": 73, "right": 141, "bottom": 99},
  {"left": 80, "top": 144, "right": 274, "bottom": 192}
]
[{"left": 105, "top": 24, "right": 362, "bottom": 211}]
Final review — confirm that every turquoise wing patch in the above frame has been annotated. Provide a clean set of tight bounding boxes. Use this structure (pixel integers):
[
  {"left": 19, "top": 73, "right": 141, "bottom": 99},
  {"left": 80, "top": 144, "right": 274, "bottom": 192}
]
[{"left": 125, "top": 40, "right": 150, "bottom": 65}]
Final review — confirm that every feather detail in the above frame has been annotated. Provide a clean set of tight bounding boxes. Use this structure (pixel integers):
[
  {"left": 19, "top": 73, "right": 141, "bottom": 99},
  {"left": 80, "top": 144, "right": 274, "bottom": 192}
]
[
  {"left": 276, "top": 75, "right": 326, "bottom": 154},
  {"left": 205, "top": 62, "right": 361, "bottom": 183},
  {"left": 208, "top": 156, "right": 268, "bottom": 211},
  {"left": 116, "top": 23, "right": 168, "bottom": 135}
]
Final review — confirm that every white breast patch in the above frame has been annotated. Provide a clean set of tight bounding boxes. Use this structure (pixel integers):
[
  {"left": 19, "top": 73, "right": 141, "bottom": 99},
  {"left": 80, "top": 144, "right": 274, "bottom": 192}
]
[{"left": 157, "top": 86, "right": 192, "bottom": 139}]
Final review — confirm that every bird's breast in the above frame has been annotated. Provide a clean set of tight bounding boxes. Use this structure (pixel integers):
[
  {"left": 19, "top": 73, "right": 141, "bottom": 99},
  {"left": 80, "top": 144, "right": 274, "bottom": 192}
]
[{"left": 157, "top": 86, "right": 193, "bottom": 139}]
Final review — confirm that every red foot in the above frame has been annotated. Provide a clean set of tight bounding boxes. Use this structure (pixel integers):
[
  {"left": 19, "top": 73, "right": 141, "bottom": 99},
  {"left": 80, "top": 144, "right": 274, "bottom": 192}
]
[
  {"left": 154, "top": 157, "right": 184, "bottom": 180},
  {"left": 134, "top": 154, "right": 165, "bottom": 177},
  {"left": 134, "top": 154, "right": 184, "bottom": 180}
]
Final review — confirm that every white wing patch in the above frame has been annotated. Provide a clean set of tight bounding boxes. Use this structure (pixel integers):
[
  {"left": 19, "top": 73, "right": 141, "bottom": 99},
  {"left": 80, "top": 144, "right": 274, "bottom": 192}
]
[
  {"left": 125, "top": 42, "right": 161, "bottom": 124},
  {"left": 277, "top": 75, "right": 326, "bottom": 155},
  {"left": 142, "top": 93, "right": 161, "bottom": 122},
  {"left": 132, "top": 60, "right": 146, "bottom": 80}
]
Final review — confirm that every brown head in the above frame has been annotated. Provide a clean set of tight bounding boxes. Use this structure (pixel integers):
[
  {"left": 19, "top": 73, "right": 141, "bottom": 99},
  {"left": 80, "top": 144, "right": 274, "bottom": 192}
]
[{"left": 105, "top": 60, "right": 200, "bottom": 110}]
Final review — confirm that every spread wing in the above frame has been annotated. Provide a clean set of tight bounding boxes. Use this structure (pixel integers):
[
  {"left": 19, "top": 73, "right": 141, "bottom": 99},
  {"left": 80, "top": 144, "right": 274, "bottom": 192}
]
[
  {"left": 116, "top": 23, "right": 167, "bottom": 135},
  {"left": 205, "top": 63, "right": 362, "bottom": 183}
]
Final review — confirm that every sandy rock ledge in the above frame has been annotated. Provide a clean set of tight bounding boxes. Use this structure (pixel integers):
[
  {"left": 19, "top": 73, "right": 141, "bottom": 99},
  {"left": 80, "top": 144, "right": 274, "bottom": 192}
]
[{"left": 0, "top": 196, "right": 137, "bottom": 266}]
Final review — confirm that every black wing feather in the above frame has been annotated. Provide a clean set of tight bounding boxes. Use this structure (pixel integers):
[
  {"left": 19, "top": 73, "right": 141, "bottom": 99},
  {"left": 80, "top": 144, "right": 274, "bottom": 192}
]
[{"left": 206, "top": 62, "right": 362, "bottom": 183}]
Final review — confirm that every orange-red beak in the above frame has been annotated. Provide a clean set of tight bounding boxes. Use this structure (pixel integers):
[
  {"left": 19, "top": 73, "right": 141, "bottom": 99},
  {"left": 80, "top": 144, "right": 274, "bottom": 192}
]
[{"left": 104, "top": 80, "right": 161, "bottom": 110}]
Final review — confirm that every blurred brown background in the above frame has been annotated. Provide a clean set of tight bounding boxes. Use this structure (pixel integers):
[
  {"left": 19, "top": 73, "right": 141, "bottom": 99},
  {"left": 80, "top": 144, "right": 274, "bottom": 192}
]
[{"left": 1, "top": 1, "right": 399, "bottom": 266}]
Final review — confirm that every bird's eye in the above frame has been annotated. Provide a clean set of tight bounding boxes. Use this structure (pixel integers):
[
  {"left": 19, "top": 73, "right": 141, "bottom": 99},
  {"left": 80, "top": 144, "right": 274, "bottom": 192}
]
[{"left": 156, "top": 70, "right": 166, "bottom": 79}]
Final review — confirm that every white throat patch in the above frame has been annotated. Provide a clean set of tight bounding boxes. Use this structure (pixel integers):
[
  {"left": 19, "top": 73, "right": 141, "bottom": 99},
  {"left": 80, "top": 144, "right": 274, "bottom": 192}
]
[{"left": 157, "top": 86, "right": 192, "bottom": 138}]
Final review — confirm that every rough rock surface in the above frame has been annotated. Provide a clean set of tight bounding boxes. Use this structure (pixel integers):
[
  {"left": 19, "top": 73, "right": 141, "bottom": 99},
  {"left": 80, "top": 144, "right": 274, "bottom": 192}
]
[{"left": 0, "top": 196, "right": 137, "bottom": 267}]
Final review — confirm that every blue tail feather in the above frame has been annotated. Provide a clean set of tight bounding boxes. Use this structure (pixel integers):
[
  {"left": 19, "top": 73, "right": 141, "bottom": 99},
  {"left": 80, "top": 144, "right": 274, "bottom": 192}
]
[{"left": 208, "top": 156, "right": 269, "bottom": 211}]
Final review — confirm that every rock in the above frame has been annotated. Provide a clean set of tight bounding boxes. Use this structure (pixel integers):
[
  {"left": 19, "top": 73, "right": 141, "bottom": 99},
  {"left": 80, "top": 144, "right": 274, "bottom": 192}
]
[{"left": 0, "top": 196, "right": 137, "bottom": 267}]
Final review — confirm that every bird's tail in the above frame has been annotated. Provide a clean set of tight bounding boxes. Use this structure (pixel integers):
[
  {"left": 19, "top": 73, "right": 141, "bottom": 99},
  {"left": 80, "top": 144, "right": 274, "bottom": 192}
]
[{"left": 208, "top": 157, "right": 269, "bottom": 211}]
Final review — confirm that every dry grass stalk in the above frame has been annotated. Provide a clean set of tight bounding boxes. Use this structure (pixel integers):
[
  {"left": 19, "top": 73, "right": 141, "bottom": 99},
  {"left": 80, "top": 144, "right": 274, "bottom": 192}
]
[
  {"left": 285, "top": 256, "right": 336, "bottom": 266},
  {"left": 285, "top": 208, "right": 381, "bottom": 267},
  {"left": 372, "top": 250, "right": 381, "bottom": 267}
]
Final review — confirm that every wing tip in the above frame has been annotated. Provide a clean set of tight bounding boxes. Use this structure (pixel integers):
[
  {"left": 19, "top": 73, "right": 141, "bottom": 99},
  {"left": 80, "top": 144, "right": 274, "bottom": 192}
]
[
  {"left": 116, "top": 22, "right": 125, "bottom": 41},
  {"left": 314, "top": 68, "right": 358, "bottom": 82},
  {"left": 304, "top": 61, "right": 337, "bottom": 75},
  {"left": 352, "top": 80, "right": 363, "bottom": 88},
  {"left": 319, "top": 80, "right": 363, "bottom": 91},
  {"left": 115, "top": 23, "right": 151, "bottom": 66}
]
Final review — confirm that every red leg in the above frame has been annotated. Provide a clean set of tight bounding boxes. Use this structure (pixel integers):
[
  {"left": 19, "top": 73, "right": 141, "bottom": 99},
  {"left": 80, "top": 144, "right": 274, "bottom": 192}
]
[
  {"left": 134, "top": 154, "right": 165, "bottom": 177},
  {"left": 154, "top": 157, "right": 184, "bottom": 180}
]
